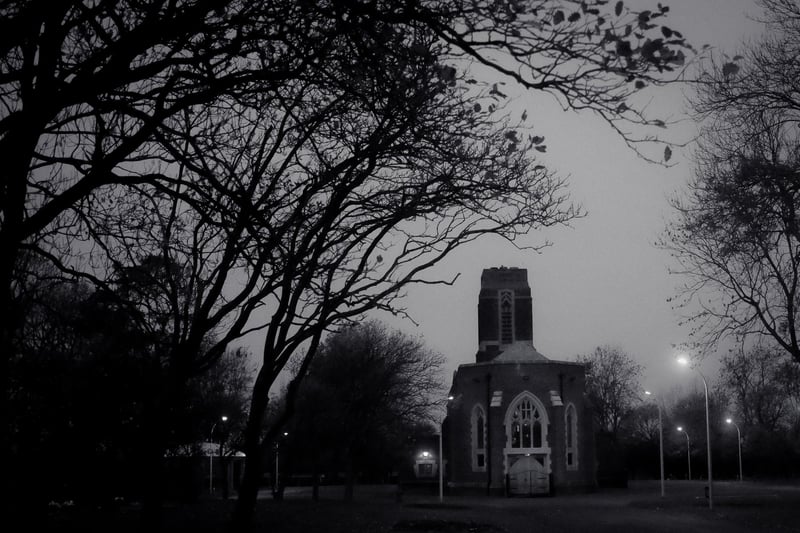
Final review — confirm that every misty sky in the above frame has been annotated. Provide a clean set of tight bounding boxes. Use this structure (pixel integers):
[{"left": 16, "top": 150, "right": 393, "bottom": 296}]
[{"left": 366, "top": 0, "right": 766, "bottom": 396}]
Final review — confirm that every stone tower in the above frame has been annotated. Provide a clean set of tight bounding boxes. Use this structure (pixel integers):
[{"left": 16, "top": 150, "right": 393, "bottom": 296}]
[{"left": 477, "top": 267, "right": 533, "bottom": 362}]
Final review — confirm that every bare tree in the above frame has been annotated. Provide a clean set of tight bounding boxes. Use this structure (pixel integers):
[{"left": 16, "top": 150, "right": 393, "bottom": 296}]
[
  {"left": 1, "top": 1, "right": 693, "bottom": 525},
  {"left": 664, "top": 125, "right": 800, "bottom": 361},
  {"left": 691, "top": 0, "right": 800, "bottom": 132},
  {"left": 662, "top": 0, "right": 800, "bottom": 362},
  {"left": 9, "top": 260, "right": 255, "bottom": 506},
  {"left": 578, "top": 345, "right": 644, "bottom": 440},
  {"left": 0, "top": 0, "right": 692, "bottom": 374},
  {"left": 718, "top": 344, "right": 800, "bottom": 432},
  {"left": 225, "top": 3, "right": 693, "bottom": 524},
  {"left": 289, "top": 321, "right": 445, "bottom": 501},
  {"left": 625, "top": 402, "right": 662, "bottom": 443},
  {"left": 0, "top": 3, "right": 334, "bottom": 517}
]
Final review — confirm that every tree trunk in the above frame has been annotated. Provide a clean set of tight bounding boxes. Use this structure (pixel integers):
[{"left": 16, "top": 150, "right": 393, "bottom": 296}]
[
  {"left": 139, "top": 386, "right": 171, "bottom": 532},
  {"left": 277, "top": 447, "right": 290, "bottom": 500},
  {"left": 231, "top": 390, "right": 271, "bottom": 532},
  {"left": 232, "top": 450, "right": 262, "bottom": 532},
  {"left": 0, "top": 166, "right": 25, "bottom": 524},
  {"left": 0, "top": 289, "right": 15, "bottom": 523},
  {"left": 232, "top": 338, "right": 322, "bottom": 530},
  {"left": 1, "top": 107, "right": 60, "bottom": 501},
  {"left": 140, "top": 424, "right": 166, "bottom": 530},
  {"left": 139, "top": 362, "right": 189, "bottom": 531}
]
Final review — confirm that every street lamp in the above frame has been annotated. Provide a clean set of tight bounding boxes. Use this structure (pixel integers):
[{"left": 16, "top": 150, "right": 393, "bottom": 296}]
[
  {"left": 677, "top": 426, "right": 692, "bottom": 481},
  {"left": 677, "top": 355, "right": 713, "bottom": 509},
  {"left": 209, "top": 415, "right": 228, "bottom": 495},
  {"left": 644, "top": 391, "right": 665, "bottom": 497},
  {"left": 274, "top": 431, "right": 289, "bottom": 499},
  {"left": 726, "top": 418, "right": 743, "bottom": 482},
  {"left": 439, "top": 395, "right": 454, "bottom": 503}
]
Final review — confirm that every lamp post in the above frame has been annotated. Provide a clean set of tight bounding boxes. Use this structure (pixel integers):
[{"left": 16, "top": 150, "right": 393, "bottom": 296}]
[
  {"left": 726, "top": 418, "right": 743, "bottom": 482},
  {"left": 677, "top": 356, "right": 713, "bottom": 509},
  {"left": 274, "top": 431, "right": 289, "bottom": 499},
  {"left": 438, "top": 426, "right": 444, "bottom": 503},
  {"left": 439, "top": 395, "right": 454, "bottom": 503},
  {"left": 209, "top": 415, "right": 228, "bottom": 495},
  {"left": 645, "top": 391, "right": 665, "bottom": 497},
  {"left": 677, "top": 426, "right": 692, "bottom": 481}
]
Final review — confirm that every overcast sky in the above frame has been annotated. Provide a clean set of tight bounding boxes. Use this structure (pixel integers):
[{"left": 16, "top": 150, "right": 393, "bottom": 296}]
[{"left": 365, "top": 0, "right": 766, "bottom": 396}]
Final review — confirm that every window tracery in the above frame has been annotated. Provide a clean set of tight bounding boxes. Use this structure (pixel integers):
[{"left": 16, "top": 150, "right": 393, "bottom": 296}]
[
  {"left": 471, "top": 404, "right": 486, "bottom": 471},
  {"left": 566, "top": 403, "right": 578, "bottom": 469},
  {"left": 509, "top": 397, "right": 543, "bottom": 449}
]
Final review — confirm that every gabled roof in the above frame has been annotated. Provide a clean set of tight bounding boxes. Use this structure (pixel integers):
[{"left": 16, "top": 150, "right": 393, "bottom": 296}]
[{"left": 492, "top": 342, "right": 550, "bottom": 363}]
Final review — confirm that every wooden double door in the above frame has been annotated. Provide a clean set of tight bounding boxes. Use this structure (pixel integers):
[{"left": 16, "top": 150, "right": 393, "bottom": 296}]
[{"left": 507, "top": 454, "right": 549, "bottom": 495}]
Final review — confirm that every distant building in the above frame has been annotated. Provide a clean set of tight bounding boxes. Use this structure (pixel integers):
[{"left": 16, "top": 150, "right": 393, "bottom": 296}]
[
  {"left": 444, "top": 267, "right": 595, "bottom": 495},
  {"left": 410, "top": 435, "right": 440, "bottom": 480}
]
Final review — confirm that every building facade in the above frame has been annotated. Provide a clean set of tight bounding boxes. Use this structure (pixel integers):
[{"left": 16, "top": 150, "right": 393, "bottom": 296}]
[{"left": 445, "top": 267, "right": 595, "bottom": 495}]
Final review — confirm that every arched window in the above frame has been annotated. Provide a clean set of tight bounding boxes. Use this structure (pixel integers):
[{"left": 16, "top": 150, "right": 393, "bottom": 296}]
[
  {"left": 472, "top": 405, "right": 486, "bottom": 471},
  {"left": 565, "top": 403, "right": 578, "bottom": 470},
  {"left": 507, "top": 395, "right": 546, "bottom": 450},
  {"left": 499, "top": 290, "right": 514, "bottom": 344}
]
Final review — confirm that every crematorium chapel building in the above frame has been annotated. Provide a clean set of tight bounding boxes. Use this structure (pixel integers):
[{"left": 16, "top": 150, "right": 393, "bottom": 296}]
[{"left": 444, "top": 267, "right": 596, "bottom": 495}]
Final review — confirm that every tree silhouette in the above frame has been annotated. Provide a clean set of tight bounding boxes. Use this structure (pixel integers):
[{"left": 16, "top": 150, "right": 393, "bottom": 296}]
[
  {"left": 665, "top": 0, "right": 800, "bottom": 362},
  {"left": 288, "top": 321, "right": 445, "bottom": 501},
  {"left": 1, "top": 2, "right": 692, "bottom": 525}
]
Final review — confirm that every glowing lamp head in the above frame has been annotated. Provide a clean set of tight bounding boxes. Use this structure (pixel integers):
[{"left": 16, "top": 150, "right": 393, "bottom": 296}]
[
  {"left": 422, "top": 451, "right": 430, "bottom": 458},
  {"left": 644, "top": 390, "right": 652, "bottom": 396},
  {"left": 448, "top": 395, "right": 454, "bottom": 401},
  {"left": 726, "top": 418, "right": 732, "bottom": 424},
  {"left": 283, "top": 431, "right": 289, "bottom": 436},
  {"left": 221, "top": 415, "right": 228, "bottom": 422},
  {"left": 676, "top": 356, "right": 689, "bottom": 366},
  {"left": 677, "top": 426, "right": 684, "bottom": 432}
]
